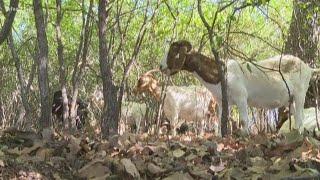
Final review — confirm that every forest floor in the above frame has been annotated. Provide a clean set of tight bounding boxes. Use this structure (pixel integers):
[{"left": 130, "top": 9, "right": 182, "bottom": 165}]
[{"left": 0, "top": 128, "right": 320, "bottom": 180}]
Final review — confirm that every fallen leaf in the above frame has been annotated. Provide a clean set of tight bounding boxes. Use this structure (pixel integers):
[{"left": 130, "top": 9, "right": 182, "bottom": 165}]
[
  {"left": 185, "top": 153, "right": 197, "bottom": 161},
  {"left": 36, "top": 148, "right": 54, "bottom": 161},
  {"left": 0, "top": 150, "right": 4, "bottom": 157},
  {"left": 120, "top": 158, "right": 140, "bottom": 178},
  {"left": 78, "top": 159, "right": 110, "bottom": 179},
  {"left": 209, "top": 162, "right": 226, "bottom": 173},
  {"left": 6, "top": 141, "right": 42, "bottom": 155},
  {"left": 68, "top": 135, "right": 82, "bottom": 155},
  {"left": 147, "top": 162, "right": 165, "bottom": 175},
  {"left": 162, "top": 172, "right": 193, "bottom": 180},
  {"left": 0, "top": 160, "right": 4, "bottom": 167},
  {"left": 53, "top": 173, "right": 62, "bottom": 180},
  {"left": 172, "top": 149, "right": 185, "bottom": 158}
]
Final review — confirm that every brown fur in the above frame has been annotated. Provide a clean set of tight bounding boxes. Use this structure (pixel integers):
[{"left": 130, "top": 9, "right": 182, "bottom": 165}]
[
  {"left": 208, "top": 98, "right": 218, "bottom": 115},
  {"left": 136, "top": 73, "right": 161, "bottom": 101},
  {"left": 166, "top": 40, "right": 221, "bottom": 84}
]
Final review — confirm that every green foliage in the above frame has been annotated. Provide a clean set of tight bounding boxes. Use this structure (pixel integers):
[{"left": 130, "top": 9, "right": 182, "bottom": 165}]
[{"left": 0, "top": 0, "right": 300, "bottom": 109}]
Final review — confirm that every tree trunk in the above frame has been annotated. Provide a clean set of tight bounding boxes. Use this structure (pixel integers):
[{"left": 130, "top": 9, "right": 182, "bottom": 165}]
[
  {"left": 197, "top": 0, "right": 229, "bottom": 136},
  {"left": 284, "top": 0, "right": 319, "bottom": 64},
  {"left": 99, "top": 0, "right": 119, "bottom": 138},
  {"left": 71, "top": 0, "right": 85, "bottom": 89},
  {"left": 0, "top": 0, "right": 19, "bottom": 45},
  {"left": 69, "top": 0, "right": 93, "bottom": 130},
  {"left": 7, "top": 33, "right": 32, "bottom": 126},
  {"left": 55, "top": 0, "right": 69, "bottom": 128},
  {"left": 33, "top": 0, "right": 51, "bottom": 129},
  {"left": 277, "top": 0, "right": 319, "bottom": 129},
  {"left": 0, "top": 0, "right": 31, "bottom": 128}
]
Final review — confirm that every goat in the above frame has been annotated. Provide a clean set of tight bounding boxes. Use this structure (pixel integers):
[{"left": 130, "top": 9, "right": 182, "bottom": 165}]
[
  {"left": 159, "top": 40, "right": 320, "bottom": 136},
  {"left": 52, "top": 90, "right": 88, "bottom": 129},
  {"left": 136, "top": 71, "right": 218, "bottom": 135},
  {"left": 89, "top": 89, "right": 147, "bottom": 134},
  {"left": 120, "top": 101, "right": 147, "bottom": 134}
]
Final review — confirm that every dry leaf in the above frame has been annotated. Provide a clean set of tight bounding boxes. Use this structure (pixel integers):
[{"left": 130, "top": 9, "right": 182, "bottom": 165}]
[
  {"left": 147, "top": 162, "right": 165, "bottom": 175},
  {"left": 162, "top": 172, "right": 193, "bottom": 180},
  {"left": 53, "top": 173, "right": 62, "bottom": 180},
  {"left": 0, "top": 160, "right": 4, "bottom": 167},
  {"left": 120, "top": 158, "right": 140, "bottom": 178},
  {"left": 0, "top": 150, "right": 4, "bottom": 157},
  {"left": 172, "top": 149, "right": 185, "bottom": 158},
  {"left": 78, "top": 159, "right": 110, "bottom": 179},
  {"left": 36, "top": 148, "right": 54, "bottom": 161},
  {"left": 68, "top": 135, "right": 81, "bottom": 155},
  {"left": 6, "top": 142, "right": 42, "bottom": 155},
  {"left": 209, "top": 162, "right": 226, "bottom": 173}
]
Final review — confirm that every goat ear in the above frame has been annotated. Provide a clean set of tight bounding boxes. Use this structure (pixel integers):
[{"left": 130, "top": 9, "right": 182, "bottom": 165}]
[{"left": 178, "top": 40, "right": 192, "bottom": 52}]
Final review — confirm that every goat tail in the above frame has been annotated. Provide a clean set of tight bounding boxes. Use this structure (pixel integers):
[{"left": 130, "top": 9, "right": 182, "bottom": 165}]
[{"left": 312, "top": 68, "right": 320, "bottom": 75}]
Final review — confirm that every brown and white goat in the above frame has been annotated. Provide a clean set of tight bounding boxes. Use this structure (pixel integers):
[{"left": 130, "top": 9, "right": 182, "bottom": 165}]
[
  {"left": 160, "top": 40, "right": 320, "bottom": 136},
  {"left": 136, "top": 71, "right": 218, "bottom": 135}
]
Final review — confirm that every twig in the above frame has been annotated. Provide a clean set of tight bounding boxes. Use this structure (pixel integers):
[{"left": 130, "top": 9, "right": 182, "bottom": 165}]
[{"left": 278, "top": 46, "right": 292, "bottom": 131}]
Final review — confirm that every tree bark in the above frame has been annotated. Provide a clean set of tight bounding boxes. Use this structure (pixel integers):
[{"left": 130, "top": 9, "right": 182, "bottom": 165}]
[
  {"left": 0, "top": 0, "right": 19, "bottom": 45},
  {"left": 69, "top": 0, "right": 93, "bottom": 130},
  {"left": 99, "top": 0, "right": 119, "bottom": 138},
  {"left": 7, "top": 33, "right": 31, "bottom": 124},
  {"left": 71, "top": 0, "right": 85, "bottom": 88},
  {"left": 0, "top": 0, "right": 31, "bottom": 127},
  {"left": 276, "top": 0, "right": 319, "bottom": 130},
  {"left": 197, "top": 0, "right": 229, "bottom": 136},
  {"left": 33, "top": 0, "right": 51, "bottom": 129},
  {"left": 286, "top": 0, "right": 319, "bottom": 108},
  {"left": 284, "top": 0, "right": 319, "bottom": 64},
  {"left": 55, "top": 0, "right": 69, "bottom": 128}
]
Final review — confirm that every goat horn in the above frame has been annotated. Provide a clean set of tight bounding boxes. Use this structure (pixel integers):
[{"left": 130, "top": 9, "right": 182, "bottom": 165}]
[{"left": 144, "top": 68, "right": 160, "bottom": 75}]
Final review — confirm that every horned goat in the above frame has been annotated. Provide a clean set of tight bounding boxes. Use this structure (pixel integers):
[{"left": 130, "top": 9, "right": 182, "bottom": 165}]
[
  {"left": 160, "top": 40, "right": 320, "bottom": 136},
  {"left": 136, "top": 70, "right": 217, "bottom": 135}
]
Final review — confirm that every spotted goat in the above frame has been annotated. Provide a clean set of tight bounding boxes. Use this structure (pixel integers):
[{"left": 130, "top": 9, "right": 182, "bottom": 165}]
[{"left": 160, "top": 40, "right": 320, "bottom": 136}]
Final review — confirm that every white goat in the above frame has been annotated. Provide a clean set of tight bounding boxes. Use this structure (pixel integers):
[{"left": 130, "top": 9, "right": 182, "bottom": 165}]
[
  {"left": 136, "top": 72, "right": 217, "bottom": 135},
  {"left": 120, "top": 101, "right": 146, "bottom": 134},
  {"left": 89, "top": 88, "right": 146, "bottom": 134},
  {"left": 160, "top": 40, "right": 320, "bottom": 136}
]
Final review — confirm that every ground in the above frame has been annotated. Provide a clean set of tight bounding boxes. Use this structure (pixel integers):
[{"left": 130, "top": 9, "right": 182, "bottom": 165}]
[{"left": 0, "top": 128, "right": 320, "bottom": 179}]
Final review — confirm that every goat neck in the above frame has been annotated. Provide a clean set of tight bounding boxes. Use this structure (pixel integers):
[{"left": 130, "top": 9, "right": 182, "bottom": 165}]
[
  {"left": 147, "top": 82, "right": 162, "bottom": 102},
  {"left": 183, "top": 52, "right": 221, "bottom": 84}
]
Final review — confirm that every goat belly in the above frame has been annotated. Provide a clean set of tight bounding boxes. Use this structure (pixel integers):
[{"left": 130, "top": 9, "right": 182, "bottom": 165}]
[{"left": 244, "top": 76, "right": 293, "bottom": 109}]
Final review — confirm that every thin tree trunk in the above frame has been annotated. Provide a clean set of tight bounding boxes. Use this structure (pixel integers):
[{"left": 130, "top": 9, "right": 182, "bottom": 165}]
[
  {"left": 7, "top": 33, "right": 31, "bottom": 125},
  {"left": 33, "top": 0, "right": 51, "bottom": 129},
  {"left": 0, "top": 1, "right": 31, "bottom": 128},
  {"left": 118, "top": 0, "right": 160, "bottom": 126},
  {"left": 0, "top": 0, "right": 19, "bottom": 45},
  {"left": 69, "top": 0, "right": 93, "bottom": 130},
  {"left": 197, "top": 0, "right": 229, "bottom": 136},
  {"left": 99, "top": 0, "right": 119, "bottom": 138},
  {"left": 71, "top": 0, "right": 86, "bottom": 88},
  {"left": 55, "top": 0, "right": 69, "bottom": 128}
]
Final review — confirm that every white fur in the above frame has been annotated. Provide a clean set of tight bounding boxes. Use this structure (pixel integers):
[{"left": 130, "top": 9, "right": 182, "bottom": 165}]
[
  {"left": 162, "top": 54, "right": 316, "bottom": 136},
  {"left": 162, "top": 86, "right": 215, "bottom": 135},
  {"left": 121, "top": 101, "right": 146, "bottom": 134}
]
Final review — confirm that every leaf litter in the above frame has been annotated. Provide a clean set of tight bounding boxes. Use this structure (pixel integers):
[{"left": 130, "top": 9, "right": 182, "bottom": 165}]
[{"left": 1, "top": 128, "right": 320, "bottom": 179}]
